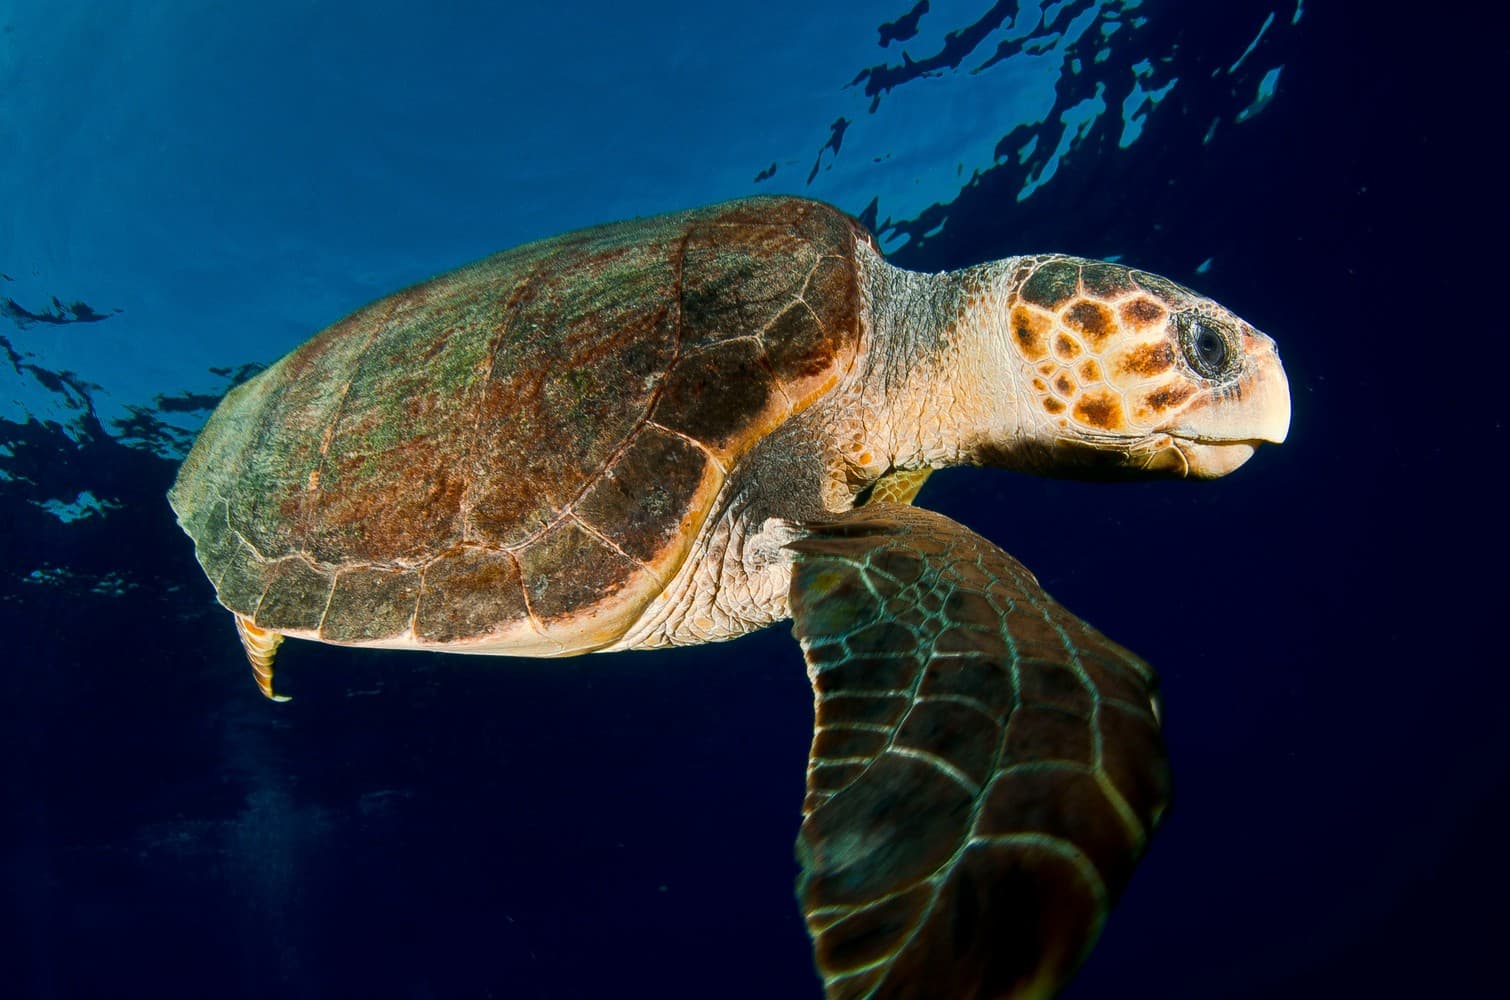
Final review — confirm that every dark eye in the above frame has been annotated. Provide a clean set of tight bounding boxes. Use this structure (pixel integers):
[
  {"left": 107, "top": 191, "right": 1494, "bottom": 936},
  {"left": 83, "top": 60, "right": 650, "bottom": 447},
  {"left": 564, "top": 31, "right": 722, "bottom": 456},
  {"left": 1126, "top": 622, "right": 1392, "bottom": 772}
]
[{"left": 1180, "top": 315, "right": 1232, "bottom": 378}]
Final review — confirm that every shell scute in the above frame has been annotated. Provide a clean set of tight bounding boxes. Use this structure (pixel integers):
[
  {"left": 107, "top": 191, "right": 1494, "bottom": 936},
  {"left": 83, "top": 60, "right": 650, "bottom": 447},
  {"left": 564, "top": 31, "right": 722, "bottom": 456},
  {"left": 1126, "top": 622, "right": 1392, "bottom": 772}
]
[
  {"left": 414, "top": 547, "right": 529, "bottom": 644},
  {"left": 184, "top": 497, "right": 237, "bottom": 577},
  {"left": 464, "top": 228, "right": 682, "bottom": 549},
  {"left": 652, "top": 339, "right": 777, "bottom": 457},
  {"left": 574, "top": 427, "right": 719, "bottom": 566},
  {"left": 215, "top": 538, "right": 271, "bottom": 612},
  {"left": 254, "top": 558, "right": 332, "bottom": 632},
  {"left": 233, "top": 301, "right": 407, "bottom": 560},
  {"left": 171, "top": 197, "right": 866, "bottom": 651},
  {"left": 679, "top": 224, "right": 808, "bottom": 350},
  {"left": 516, "top": 521, "right": 643, "bottom": 639},
  {"left": 310, "top": 429, "right": 470, "bottom": 564},
  {"left": 764, "top": 257, "right": 852, "bottom": 384},
  {"left": 322, "top": 567, "right": 421, "bottom": 644}
]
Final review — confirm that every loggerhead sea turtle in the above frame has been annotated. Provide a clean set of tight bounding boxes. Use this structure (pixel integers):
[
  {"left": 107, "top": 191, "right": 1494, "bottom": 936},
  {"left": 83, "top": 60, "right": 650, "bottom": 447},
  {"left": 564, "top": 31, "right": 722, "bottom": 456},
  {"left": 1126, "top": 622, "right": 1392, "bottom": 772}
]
[{"left": 169, "top": 196, "right": 1289, "bottom": 999}]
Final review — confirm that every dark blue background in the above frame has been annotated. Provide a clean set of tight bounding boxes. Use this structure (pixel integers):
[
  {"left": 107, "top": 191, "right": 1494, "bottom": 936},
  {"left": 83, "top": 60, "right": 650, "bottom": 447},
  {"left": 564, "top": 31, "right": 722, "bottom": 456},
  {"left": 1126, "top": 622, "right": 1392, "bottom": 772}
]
[{"left": 4, "top": 3, "right": 1504, "bottom": 997}]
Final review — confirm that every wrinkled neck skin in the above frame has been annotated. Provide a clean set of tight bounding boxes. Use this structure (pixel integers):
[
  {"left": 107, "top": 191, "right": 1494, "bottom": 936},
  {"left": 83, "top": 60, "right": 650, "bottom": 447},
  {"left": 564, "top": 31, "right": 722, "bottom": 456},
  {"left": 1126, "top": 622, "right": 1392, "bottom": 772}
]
[{"left": 828, "top": 245, "right": 1033, "bottom": 496}]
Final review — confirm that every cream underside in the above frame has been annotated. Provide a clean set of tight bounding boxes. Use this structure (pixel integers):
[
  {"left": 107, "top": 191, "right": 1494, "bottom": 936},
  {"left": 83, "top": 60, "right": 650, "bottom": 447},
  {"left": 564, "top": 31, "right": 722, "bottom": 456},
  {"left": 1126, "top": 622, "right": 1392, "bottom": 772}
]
[
  {"left": 245, "top": 619, "right": 592, "bottom": 657},
  {"left": 238, "top": 493, "right": 803, "bottom": 660}
]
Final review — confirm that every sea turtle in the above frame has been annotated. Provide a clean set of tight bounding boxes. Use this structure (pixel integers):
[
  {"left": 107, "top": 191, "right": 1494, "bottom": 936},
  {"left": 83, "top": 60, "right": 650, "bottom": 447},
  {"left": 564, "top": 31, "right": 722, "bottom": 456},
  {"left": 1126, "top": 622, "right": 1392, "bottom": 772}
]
[{"left": 169, "top": 196, "right": 1289, "bottom": 999}]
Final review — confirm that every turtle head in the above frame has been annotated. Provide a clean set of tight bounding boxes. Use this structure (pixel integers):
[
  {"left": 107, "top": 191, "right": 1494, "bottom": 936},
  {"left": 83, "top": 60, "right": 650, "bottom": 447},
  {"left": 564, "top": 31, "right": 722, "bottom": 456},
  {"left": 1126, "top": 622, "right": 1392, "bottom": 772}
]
[{"left": 990, "top": 255, "right": 1290, "bottom": 479}]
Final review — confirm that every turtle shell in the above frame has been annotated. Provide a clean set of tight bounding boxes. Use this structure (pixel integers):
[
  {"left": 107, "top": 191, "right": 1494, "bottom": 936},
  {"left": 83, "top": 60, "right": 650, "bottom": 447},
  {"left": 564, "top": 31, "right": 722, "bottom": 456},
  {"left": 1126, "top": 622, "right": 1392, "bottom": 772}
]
[{"left": 169, "top": 197, "right": 871, "bottom": 655}]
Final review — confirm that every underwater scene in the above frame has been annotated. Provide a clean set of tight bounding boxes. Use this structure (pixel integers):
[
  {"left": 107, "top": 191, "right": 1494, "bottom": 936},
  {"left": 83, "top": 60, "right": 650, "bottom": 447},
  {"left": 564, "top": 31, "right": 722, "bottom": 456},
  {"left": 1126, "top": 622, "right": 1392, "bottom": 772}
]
[{"left": 3, "top": 2, "right": 1502, "bottom": 997}]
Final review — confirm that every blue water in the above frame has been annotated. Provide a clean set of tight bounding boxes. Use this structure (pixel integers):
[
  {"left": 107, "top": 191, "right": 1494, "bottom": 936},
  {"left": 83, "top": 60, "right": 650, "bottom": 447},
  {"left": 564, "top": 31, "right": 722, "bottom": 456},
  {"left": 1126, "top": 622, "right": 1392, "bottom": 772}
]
[{"left": 3, "top": 2, "right": 1503, "bottom": 997}]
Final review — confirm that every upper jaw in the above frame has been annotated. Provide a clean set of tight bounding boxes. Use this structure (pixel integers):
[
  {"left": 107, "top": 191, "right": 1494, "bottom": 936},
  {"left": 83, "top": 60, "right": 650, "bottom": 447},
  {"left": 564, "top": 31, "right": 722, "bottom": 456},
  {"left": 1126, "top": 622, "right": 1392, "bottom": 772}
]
[{"left": 1156, "top": 349, "right": 1291, "bottom": 477}]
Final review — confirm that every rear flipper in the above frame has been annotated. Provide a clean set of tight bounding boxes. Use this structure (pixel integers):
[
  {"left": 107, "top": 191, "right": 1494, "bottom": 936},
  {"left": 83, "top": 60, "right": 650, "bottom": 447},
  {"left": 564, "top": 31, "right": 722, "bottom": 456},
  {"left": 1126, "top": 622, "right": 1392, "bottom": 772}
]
[{"left": 234, "top": 613, "right": 291, "bottom": 702}]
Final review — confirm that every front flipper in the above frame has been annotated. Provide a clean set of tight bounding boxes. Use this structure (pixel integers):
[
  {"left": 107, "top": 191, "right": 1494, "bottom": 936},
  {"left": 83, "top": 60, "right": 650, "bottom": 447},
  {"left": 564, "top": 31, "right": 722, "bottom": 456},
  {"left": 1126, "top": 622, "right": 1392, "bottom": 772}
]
[{"left": 787, "top": 504, "right": 1169, "bottom": 1000}]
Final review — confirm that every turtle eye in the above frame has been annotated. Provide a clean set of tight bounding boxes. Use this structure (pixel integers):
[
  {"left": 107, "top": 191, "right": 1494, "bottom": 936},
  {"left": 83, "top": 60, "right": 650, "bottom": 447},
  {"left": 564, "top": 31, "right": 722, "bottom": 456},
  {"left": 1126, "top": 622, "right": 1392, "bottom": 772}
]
[{"left": 1179, "top": 314, "right": 1233, "bottom": 379}]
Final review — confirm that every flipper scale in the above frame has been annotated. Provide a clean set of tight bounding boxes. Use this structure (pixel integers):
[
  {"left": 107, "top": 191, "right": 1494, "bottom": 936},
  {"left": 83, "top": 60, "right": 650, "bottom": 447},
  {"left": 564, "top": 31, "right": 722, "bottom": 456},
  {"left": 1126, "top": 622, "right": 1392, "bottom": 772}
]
[{"left": 234, "top": 614, "right": 291, "bottom": 702}]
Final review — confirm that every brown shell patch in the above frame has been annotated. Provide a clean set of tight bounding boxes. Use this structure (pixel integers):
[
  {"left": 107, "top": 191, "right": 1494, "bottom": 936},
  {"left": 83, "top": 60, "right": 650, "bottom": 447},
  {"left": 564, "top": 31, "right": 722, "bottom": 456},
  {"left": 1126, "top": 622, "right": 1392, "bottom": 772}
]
[
  {"left": 574, "top": 427, "right": 716, "bottom": 565},
  {"left": 1052, "top": 334, "right": 1082, "bottom": 361},
  {"left": 1043, "top": 397, "right": 1066, "bottom": 414},
  {"left": 802, "top": 252, "right": 858, "bottom": 318},
  {"left": 653, "top": 338, "right": 776, "bottom": 457},
  {"left": 466, "top": 237, "right": 680, "bottom": 549},
  {"left": 681, "top": 204, "right": 859, "bottom": 412},
  {"left": 415, "top": 547, "right": 529, "bottom": 643},
  {"left": 295, "top": 282, "right": 496, "bottom": 563},
  {"left": 764, "top": 300, "right": 833, "bottom": 382},
  {"left": 310, "top": 432, "right": 470, "bottom": 565},
  {"left": 1020, "top": 259, "right": 1081, "bottom": 310},
  {"left": 764, "top": 252, "right": 857, "bottom": 397},
  {"left": 680, "top": 225, "right": 805, "bottom": 352},
  {"left": 322, "top": 567, "right": 421, "bottom": 643},
  {"left": 1062, "top": 300, "right": 1118, "bottom": 348},
  {"left": 516, "top": 519, "right": 643, "bottom": 630}
]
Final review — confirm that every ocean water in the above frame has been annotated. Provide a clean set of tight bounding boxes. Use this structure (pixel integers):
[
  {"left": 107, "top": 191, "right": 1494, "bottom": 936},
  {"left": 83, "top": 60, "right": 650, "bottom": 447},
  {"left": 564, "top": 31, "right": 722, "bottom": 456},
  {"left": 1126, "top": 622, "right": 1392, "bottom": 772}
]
[{"left": 3, "top": 2, "right": 1502, "bottom": 998}]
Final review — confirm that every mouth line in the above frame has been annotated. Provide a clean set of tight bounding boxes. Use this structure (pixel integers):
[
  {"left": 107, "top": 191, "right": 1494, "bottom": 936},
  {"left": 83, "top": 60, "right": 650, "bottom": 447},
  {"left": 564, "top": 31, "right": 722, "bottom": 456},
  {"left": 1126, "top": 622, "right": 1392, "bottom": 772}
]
[
  {"left": 1166, "top": 432, "right": 1275, "bottom": 449},
  {"left": 1171, "top": 435, "right": 1268, "bottom": 447}
]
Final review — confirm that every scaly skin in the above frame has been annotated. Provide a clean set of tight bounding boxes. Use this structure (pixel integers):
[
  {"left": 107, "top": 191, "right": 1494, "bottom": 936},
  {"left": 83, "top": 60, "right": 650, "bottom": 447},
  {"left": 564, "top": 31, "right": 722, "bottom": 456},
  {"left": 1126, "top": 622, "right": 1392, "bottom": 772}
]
[
  {"left": 788, "top": 503, "right": 1169, "bottom": 1000},
  {"left": 827, "top": 243, "right": 1289, "bottom": 499}
]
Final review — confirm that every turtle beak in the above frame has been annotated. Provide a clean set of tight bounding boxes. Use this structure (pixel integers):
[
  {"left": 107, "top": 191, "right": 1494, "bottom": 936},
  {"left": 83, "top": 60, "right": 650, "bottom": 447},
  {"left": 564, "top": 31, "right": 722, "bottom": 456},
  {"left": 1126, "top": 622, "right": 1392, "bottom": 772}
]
[{"left": 1160, "top": 338, "right": 1291, "bottom": 478}]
